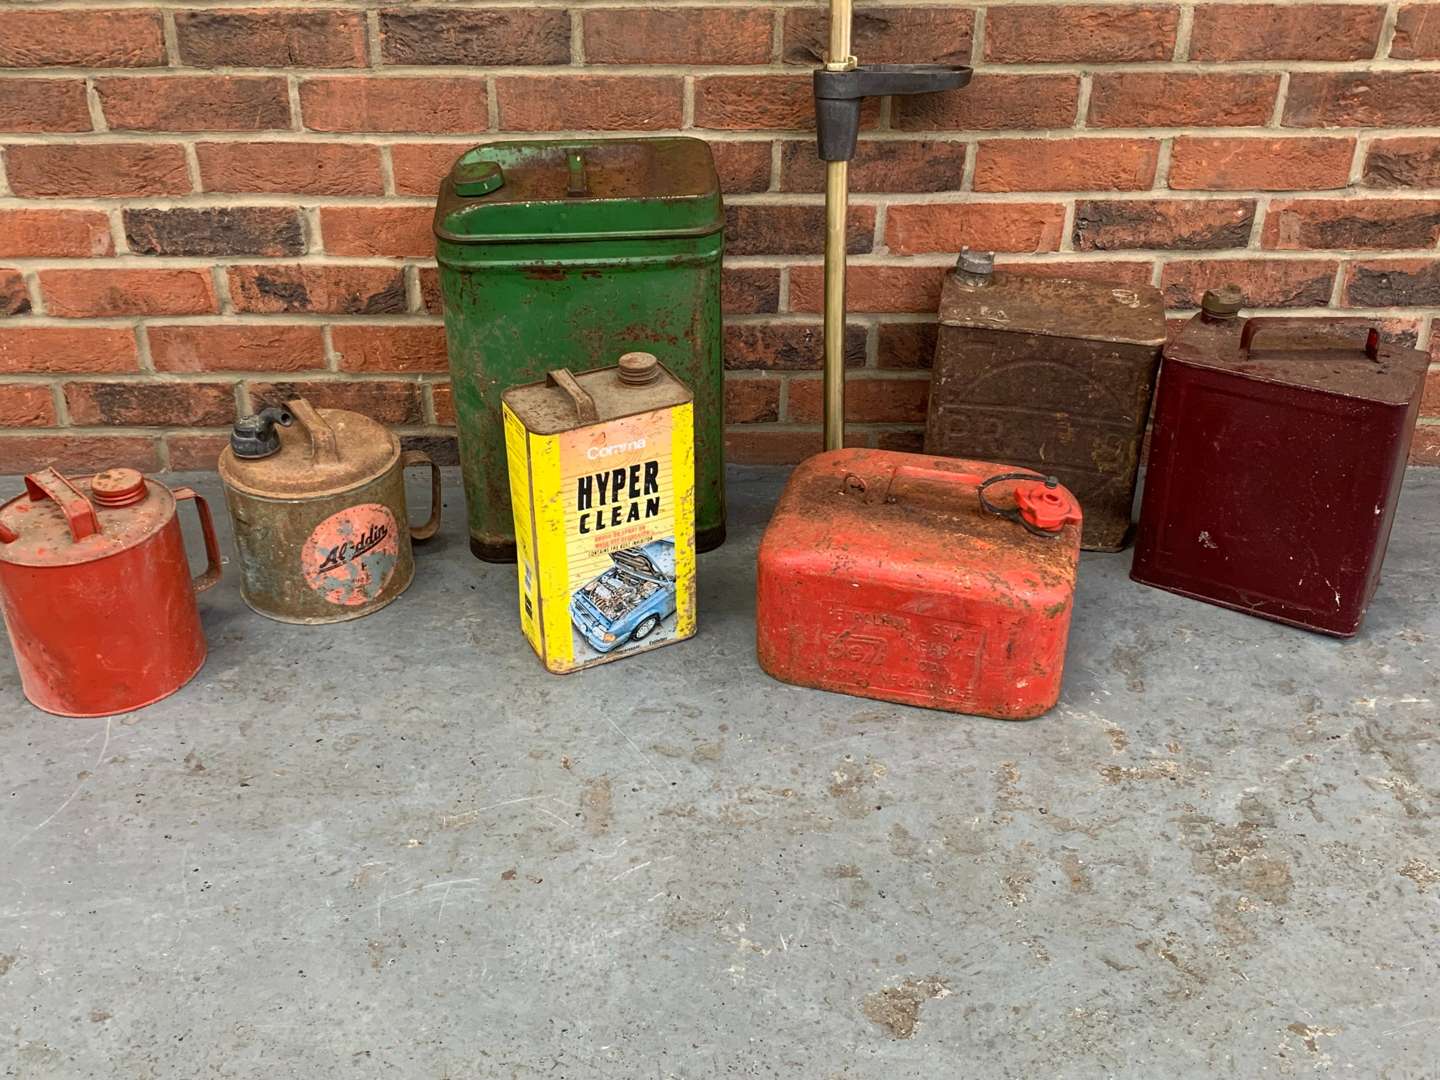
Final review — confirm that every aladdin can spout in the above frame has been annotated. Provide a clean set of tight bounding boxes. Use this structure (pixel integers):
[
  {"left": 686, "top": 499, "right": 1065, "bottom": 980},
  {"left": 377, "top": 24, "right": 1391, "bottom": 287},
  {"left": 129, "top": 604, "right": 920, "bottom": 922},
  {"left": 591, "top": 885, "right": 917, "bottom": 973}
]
[
  {"left": 218, "top": 398, "right": 442, "bottom": 624},
  {"left": 0, "top": 466, "right": 222, "bottom": 717}
]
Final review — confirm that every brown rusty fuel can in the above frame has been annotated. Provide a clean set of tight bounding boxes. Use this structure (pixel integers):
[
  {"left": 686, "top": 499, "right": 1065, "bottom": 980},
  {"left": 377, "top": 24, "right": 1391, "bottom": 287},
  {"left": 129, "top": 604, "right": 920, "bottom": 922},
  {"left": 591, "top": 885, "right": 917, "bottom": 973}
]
[
  {"left": 1132, "top": 290, "right": 1429, "bottom": 636},
  {"left": 0, "top": 466, "right": 222, "bottom": 717},
  {"left": 924, "top": 251, "right": 1167, "bottom": 551},
  {"left": 218, "top": 398, "right": 441, "bottom": 624}
]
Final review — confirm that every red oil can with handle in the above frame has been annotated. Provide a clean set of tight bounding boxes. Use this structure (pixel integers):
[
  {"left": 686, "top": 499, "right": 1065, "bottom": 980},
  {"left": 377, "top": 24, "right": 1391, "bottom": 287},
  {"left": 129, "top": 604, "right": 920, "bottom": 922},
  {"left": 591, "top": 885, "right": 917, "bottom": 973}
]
[
  {"left": 1132, "top": 294, "right": 1429, "bottom": 636},
  {"left": 756, "top": 449, "right": 1082, "bottom": 719},
  {"left": 0, "top": 467, "right": 222, "bottom": 717}
]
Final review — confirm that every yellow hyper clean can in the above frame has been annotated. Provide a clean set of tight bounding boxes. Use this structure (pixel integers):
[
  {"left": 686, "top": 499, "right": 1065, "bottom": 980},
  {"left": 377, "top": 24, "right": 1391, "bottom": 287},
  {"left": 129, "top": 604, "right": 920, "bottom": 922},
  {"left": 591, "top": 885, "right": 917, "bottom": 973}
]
[{"left": 502, "top": 351, "right": 697, "bottom": 673}]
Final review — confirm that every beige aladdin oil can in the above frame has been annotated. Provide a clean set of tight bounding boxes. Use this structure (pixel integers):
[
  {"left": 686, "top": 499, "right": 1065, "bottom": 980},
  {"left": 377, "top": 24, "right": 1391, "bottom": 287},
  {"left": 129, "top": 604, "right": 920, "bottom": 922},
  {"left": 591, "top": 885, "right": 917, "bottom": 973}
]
[
  {"left": 218, "top": 398, "right": 441, "bottom": 624},
  {"left": 503, "top": 352, "right": 696, "bottom": 673}
]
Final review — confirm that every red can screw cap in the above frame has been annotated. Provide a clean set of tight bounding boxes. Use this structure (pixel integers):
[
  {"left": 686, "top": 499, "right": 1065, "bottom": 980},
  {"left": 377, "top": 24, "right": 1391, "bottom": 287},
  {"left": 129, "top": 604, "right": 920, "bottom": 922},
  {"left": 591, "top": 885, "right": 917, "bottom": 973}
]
[
  {"left": 90, "top": 468, "right": 148, "bottom": 508},
  {"left": 1015, "top": 479, "right": 1082, "bottom": 533}
]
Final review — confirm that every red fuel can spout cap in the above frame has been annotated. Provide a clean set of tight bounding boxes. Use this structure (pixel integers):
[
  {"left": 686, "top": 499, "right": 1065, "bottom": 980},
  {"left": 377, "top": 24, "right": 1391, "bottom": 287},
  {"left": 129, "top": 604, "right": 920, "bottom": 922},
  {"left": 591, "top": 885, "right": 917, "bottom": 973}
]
[
  {"left": 1016, "top": 479, "right": 1082, "bottom": 533},
  {"left": 978, "top": 471, "right": 1082, "bottom": 537}
]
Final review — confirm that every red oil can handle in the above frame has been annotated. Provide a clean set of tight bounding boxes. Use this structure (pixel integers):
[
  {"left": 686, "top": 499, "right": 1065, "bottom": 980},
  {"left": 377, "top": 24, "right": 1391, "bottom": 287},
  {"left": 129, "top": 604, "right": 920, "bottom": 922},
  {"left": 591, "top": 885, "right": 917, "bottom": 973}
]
[
  {"left": 24, "top": 468, "right": 101, "bottom": 541},
  {"left": 1239, "top": 318, "right": 1381, "bottom": 360},
  {"left": 400, "top": 449, "right": 443, "bottom": 542},
  {"left": 172, "top": 487, "right": 222, "bottom": 594}
]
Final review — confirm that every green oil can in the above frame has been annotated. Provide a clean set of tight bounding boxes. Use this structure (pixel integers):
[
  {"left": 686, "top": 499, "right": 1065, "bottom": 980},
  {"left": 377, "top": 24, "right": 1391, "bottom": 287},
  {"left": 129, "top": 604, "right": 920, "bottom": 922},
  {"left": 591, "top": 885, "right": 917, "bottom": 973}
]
[{"left": 434, "top": 137, "right": 726, "bottom": 562}]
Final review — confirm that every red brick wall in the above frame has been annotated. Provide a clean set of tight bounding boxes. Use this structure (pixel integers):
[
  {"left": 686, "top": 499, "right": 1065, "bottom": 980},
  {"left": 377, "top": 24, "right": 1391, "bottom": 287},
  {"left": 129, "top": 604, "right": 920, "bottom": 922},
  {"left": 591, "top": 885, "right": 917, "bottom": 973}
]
[{"left": 1, "top": 3, "right": 1438, "bottom": 473}]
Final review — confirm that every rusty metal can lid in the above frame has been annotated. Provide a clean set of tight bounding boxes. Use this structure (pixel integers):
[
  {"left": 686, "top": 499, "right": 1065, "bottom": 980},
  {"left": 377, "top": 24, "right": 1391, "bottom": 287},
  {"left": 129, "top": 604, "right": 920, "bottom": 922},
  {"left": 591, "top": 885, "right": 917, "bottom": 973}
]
[
  {"left": 0, "top": 467, "right": 174, "bottom": 568},
  {"left": 90, "top": 468, "right": 148, "bottom": 507},
  {"left": 1201, "top": 285, "right": 1244, "bottom": 317},
  {"left": 618, "top": 351, "right": 662, "bottom": 386},
  {"left": 955, "top": 248, "right": 994, "bottom": 277},
  {"left": 219, "top": 400, "right": 399, "bottom": 500}
]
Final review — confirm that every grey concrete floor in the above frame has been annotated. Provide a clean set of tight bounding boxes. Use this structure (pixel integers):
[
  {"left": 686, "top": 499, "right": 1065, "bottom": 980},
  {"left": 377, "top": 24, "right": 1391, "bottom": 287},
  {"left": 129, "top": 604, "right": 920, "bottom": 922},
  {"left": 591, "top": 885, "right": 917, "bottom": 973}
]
[{"left": 1, "top": 466, "right": 1437, "bottom": 1079}]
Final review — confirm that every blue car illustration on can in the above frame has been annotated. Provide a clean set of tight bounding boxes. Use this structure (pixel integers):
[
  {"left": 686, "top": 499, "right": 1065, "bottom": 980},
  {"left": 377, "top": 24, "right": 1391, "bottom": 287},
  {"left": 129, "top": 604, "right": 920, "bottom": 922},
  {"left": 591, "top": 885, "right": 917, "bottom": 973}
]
[{"left": 569, "top": 539, "right": 678, "bottom": 655}]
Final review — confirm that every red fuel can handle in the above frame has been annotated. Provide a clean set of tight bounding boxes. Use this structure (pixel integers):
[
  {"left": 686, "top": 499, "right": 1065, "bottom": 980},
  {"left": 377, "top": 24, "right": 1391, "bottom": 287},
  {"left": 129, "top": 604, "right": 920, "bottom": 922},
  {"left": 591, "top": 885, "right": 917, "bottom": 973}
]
[{"left": 0, "top": 468, "right": 221, "bottom": 718}]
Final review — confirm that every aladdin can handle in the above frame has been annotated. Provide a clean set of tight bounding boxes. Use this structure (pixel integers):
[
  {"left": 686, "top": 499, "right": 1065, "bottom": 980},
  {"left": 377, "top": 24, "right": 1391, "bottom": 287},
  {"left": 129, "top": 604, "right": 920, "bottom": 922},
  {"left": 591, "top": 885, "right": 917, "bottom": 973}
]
[
  {"left": 1239, "top": 318, "right": 1382, "bottom": 360},
  {"left": 286, "top": 398, "right": 342, "bottom": 463},
  {"left": 171, "top": 487, "right": 223, "bottom": 594},
  {"left": 24, "top": 468, "right": 101, "bottom": 541},
  {"left": 401, "top": 450, "right": 443, "bottom": 542}
]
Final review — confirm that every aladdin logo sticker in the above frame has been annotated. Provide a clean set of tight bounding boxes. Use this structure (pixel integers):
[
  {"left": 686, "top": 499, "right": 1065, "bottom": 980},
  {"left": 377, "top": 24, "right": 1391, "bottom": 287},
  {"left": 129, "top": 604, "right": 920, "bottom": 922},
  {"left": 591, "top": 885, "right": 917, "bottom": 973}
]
[{"left": 302, "top": 503, "right": 399, "bottom": 606}]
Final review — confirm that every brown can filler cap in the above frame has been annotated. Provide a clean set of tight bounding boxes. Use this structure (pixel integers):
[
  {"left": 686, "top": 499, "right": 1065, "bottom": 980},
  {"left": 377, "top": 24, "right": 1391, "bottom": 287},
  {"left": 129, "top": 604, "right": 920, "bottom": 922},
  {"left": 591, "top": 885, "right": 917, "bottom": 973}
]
[
  {"left": 1201, "top": 284, "right": 1244, "bottom": 318},
  {"left": 618, "top": 351, "right": 662, "bottom": 386}
]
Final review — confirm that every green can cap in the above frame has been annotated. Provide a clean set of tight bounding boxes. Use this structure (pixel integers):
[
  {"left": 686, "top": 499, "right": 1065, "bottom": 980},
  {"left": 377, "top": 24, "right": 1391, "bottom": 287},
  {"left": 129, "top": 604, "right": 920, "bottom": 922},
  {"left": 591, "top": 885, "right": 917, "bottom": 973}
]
[{"left": 452, "top": 156, "right": 504, "bottom": 198}]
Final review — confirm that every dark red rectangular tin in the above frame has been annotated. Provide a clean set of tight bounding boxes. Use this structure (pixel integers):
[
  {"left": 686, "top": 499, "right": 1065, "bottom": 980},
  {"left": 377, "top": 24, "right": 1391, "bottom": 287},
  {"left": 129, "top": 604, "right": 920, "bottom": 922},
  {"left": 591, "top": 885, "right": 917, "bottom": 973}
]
[
  {"left": 1131, "top": 310, "right": 1428, "bottom": 637},
  {"left": 924, "top": 267, "right": 1166, "bottom": 552}
]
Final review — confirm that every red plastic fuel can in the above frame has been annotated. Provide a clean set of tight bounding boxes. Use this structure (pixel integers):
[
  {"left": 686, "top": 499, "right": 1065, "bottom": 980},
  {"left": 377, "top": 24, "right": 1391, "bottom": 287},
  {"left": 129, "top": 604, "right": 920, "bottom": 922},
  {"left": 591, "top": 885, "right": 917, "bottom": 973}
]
[
  {"left": 1132, "top": 297, "right": 1429, "bottom": 637},
  {"left": 756, "top": 449, "right": 1082, "bottom": 719},
  {"left": 0, "top": 467, "right": 222, "bottom": 717}
]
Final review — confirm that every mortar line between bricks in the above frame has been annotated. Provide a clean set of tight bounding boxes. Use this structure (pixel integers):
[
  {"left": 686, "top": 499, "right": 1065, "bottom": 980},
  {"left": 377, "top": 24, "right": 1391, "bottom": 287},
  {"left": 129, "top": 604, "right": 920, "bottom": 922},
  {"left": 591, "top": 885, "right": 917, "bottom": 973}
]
[
  {"left": 48, "top": 383, "right": 70, "bottom": 428},
  {"left": 83, "top": 78, "right": 109, "bottom": 134},
  {"left": 8, "top": 127, "right": 1440, "bottom": 147},
  {"left": 106, "top": 208, "right": 129, "bottom": 255},
  {"left": 1268, "top": 71, "right": 1291, "bottom": 129},
  {"left": 12, "top": 57, "right": 1440, "bottom": 79},
  {"left": 211, "top": 264, "right": 233, "bottom": 315},
  {"left": 6, "top": 249, "right": 1434, "bottom": 274},
  {"left": 16, "top": 188, "right": 1440, "bottom": 213},
  {"left": 366, "top": 9, "right": 383, "bottom": 69},
  {"left": 160, "top": 9, "right": 180, "bottom": 68},
  {"left": 1378, "top": 1, "right": 1403, "bottom": 59},
  {"left": 181, "top": 143, "right": 202, "bottom": 194},
  {"left": 0, "top": 0, "right": 1410, "bottom": 9},
  {"left": 378, "top": 145, "right": 397, "bottom": 197},
  {"left": 0, "top": 371, "right": 456, "bottom": 385},
  {"left": 1073, "top": 75, "right": 1091, "bottom": 130},
  {"left": 570, "top": 10, "right": 590, "bottom": 67},
  {"left": 134, "top": 323, "right": 155, "bottom": 374},
  {"left": 17, "top": 270, "right": 43, "bottom": 316}
]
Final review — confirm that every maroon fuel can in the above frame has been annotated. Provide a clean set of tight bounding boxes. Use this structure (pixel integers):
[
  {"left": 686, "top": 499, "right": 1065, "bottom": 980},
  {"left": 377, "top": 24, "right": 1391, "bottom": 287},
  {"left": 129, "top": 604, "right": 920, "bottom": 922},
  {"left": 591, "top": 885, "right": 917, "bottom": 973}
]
[
  {"left": 1132, "top": 290, "right": 1429, "bottom": 636},
  {"left": 0, "top": 467, "right": 222, "bottom": 717}
]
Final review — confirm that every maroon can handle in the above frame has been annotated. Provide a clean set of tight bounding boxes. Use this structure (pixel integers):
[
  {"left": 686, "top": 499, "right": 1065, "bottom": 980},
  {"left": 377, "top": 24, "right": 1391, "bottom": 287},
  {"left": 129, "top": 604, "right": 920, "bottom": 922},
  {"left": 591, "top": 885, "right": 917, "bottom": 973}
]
[
  {"left": 24, "top": 468, "right": 100, "bottom": 541},
  {"left": 1239, "top": 318, "right": 1381, "bottom": 360},
  {"left": 401, "top": 449, "right": 442, "bottom": 542},
  {"left": 172, "top": 487, "right": 222, "bottom": 594}
]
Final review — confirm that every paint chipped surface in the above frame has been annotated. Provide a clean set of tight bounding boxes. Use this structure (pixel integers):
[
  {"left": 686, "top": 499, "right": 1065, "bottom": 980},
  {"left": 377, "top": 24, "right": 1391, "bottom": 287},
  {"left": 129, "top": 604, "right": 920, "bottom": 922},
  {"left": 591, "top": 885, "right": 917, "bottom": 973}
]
[{"left": 301, "top": 503, "right": 399, "bottom": 606}]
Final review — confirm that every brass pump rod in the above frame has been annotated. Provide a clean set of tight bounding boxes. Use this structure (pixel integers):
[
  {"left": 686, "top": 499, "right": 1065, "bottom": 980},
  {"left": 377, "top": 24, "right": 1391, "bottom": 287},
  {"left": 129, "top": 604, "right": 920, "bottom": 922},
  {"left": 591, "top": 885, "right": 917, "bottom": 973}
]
[{"left": 822, "top": 0, "right": 854, "bottom": 452}]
